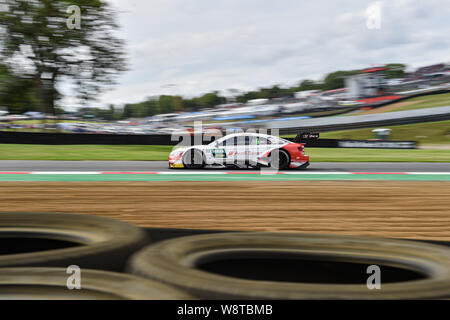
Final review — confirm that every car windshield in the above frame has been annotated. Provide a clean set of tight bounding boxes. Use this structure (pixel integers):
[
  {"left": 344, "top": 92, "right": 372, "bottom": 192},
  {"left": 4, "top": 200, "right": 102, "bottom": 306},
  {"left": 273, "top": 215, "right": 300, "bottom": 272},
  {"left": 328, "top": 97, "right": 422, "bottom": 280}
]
[
  {"left": 211, "top": 135, "right": 290, "bottom": 146},
  {"left": 269, "top": 136, "right": 291, "bottom": 145}
]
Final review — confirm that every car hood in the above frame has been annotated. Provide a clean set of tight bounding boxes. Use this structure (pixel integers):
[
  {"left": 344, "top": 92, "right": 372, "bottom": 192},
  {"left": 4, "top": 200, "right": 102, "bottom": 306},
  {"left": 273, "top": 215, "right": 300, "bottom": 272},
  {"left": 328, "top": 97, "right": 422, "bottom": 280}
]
[{"left": 170, "top": 144, "right": 210, "bottom": 154}]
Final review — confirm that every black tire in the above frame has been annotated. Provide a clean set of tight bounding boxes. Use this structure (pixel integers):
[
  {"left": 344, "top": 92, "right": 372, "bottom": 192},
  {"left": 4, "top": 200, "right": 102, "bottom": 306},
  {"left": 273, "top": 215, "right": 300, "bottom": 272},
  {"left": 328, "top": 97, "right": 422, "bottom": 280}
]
[
  {"left": 127, "top": 232, "right": 450, "bottom": 299},
  {"left": 182, "top": 149, "right": 205, "bottom": 169},
  {"left": 269, "top": 149, "right": 290, "bottom": 170},
  {"left": 0, "top": 267, "right": 193, "bottom": 300},
  {"left": 0, "top": 212, "right": 148, "bottom": 271}
]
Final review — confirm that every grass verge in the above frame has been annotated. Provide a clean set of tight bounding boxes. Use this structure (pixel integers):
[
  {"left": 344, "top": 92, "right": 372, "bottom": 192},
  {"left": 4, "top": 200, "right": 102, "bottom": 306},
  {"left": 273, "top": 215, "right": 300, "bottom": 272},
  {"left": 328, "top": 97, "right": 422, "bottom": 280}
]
[
  {"left": 307, "top": 148, "right": 450, "bottom": 162},
  {"left": 0, "top": 144, "right": 173, "bottom": 161},
  {"left": 387, "top": 92, "right": 450, "bottom": 113},
  {"left": 319, "top": 120, "right": 450, "bottom": 145},
  {"left": 0, "top": 144, "right": 449, "bottom": 162}
]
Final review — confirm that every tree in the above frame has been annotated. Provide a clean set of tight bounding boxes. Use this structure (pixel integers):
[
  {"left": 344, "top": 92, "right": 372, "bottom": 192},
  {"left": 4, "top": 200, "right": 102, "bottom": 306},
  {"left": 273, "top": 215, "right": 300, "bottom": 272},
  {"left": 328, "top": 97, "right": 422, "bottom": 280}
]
[
  {"left": 172, "top": 96, "right": 184, "bottom": 112},
  {"left": 236, "top": 91, "right": 261, "bottom": 103},
  {"left": 183, "top": 98, "right": 200, "bottom": 111},
  {"left": 143, "top": 98, "right": 159, "bottom": 116},
  {"left": 384, "top": 64, "right": 407, "bottom": 79},
  {"left": 0, "top": 0, "right": 127, "bottom": 114},
  {"left": 157, "top": 95, "right": 175, "bottom": 114},
  {"left": 198, "top": 92, "right": 223, "bottom": 108},
  {"left": 297, "top": 80, "right": 321, "bottom": 91},
  {"left": 122, "top": 104, "right": 133, "bottom": 119},
  {"left": 0, "top": 64, "right": 38, "bottom": 113},
  {"left": 323, "top": 70, "right": 360, "bottom": 90}
]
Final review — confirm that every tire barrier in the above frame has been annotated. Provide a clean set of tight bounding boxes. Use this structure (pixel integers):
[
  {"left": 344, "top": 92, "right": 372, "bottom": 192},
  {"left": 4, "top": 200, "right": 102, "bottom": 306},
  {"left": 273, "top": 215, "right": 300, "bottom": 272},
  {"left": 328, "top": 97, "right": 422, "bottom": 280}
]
[
  {"left": 0, "top": 268, "right": 193, "bottom": 300},
  {"left": 127, "top": 232, "right": 450, "bottom": 300},
  {"left": 0, "top": 212, "right": 148, "bottom": 271}
]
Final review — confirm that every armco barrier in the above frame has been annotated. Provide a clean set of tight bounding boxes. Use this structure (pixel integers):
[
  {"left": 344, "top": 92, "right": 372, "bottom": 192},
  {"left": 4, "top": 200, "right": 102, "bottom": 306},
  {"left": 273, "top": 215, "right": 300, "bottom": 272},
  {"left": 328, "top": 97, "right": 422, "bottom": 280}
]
[
  {"left": 286, "top": 138, "right": 417, "bottom": 149},
  {"left": 337, "top": 140, "right": 417, "bottom": 149},
  {"left": 0, "top": 131, "right": 181, "bottom": 145}
]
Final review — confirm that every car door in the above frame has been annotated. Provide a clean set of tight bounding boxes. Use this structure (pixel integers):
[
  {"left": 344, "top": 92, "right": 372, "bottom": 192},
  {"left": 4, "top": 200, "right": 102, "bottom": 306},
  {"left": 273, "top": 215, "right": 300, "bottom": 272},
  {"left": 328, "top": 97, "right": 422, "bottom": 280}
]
[
  {"left": 248, "top": 136, "right": 273, "bottom": 164},
  {"left": 234, "top": 135, "right": 250, "bottom": 164},
  {"left": 212, "top": 136, "right": 237, "bottom": 164}
]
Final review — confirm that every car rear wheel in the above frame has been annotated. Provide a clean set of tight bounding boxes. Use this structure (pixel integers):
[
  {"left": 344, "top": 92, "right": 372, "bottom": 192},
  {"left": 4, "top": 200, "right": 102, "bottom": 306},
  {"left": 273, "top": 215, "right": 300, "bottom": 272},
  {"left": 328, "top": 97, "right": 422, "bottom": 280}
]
[
  {"left": 269, "top": 149, "right": 290, "bottom": 170},
  {"left": 182, "top": 149, "right": 205, "bottom": 169}
]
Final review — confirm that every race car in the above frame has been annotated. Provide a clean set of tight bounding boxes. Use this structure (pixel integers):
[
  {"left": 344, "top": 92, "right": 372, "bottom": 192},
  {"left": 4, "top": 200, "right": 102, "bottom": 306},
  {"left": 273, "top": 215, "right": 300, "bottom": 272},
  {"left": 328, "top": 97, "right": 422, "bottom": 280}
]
[{"left": 168, "top": 132, "right": 318, "bottom": 170}]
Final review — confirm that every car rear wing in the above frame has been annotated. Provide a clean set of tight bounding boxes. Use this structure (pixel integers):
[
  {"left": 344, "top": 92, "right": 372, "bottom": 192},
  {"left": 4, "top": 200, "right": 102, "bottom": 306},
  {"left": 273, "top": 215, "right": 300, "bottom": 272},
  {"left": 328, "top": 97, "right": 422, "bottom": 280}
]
[{"left": 294, "top": 132, "right": 320, "bottom": 143}]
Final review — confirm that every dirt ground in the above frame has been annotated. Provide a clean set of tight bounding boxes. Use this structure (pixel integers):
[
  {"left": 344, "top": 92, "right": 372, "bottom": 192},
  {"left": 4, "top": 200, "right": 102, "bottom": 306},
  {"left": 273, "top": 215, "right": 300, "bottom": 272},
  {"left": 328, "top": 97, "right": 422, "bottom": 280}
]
[{"left": 1, "top": 181, "right": 449, "bottom": 241}]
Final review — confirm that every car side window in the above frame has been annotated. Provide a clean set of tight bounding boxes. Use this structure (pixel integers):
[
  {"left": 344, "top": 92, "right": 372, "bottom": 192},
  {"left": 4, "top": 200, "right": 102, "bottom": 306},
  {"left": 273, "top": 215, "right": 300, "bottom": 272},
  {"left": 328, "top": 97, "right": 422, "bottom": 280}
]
[
  {"left": 236, "top": 136, "right": 248, "bottom": 146},
  {"left": 249, "top": 136, "right": 270, "bottom": 146},
  {"left": 221, "top": 137, "right": 237, "bottom": 146}
]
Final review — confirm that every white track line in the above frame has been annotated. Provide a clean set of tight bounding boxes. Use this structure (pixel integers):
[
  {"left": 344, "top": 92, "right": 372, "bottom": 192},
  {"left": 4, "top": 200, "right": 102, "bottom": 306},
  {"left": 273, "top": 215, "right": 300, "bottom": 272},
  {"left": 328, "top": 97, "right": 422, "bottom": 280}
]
[
  {"left": 31, "top": 171, "right": 103, "bottom": 175},
  {"left": 283, "top": 172, "right": 352, "bottom": 175},
  {"left": 405, "top": 172, "right": 450, "bottom": 175},
  {"left": 158, "top": 171, "right": 228, "bottom": 175}
]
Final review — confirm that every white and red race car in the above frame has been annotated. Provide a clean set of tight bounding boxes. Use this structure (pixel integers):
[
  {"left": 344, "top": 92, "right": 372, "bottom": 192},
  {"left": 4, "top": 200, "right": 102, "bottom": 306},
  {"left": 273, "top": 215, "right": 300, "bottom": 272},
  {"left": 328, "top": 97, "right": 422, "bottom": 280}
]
[{"left": 168, "top": 132, "right": 316, "bottom": 170}]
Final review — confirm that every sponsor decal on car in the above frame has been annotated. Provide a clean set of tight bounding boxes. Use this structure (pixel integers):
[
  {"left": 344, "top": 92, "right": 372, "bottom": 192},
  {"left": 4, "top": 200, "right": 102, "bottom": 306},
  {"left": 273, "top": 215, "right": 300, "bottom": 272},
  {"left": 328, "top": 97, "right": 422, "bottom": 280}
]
[
  {"left": 170, "top": 163, "right": 184, "bottom": 168},
  {"left": 212, "top": 149, "right": 227, "bottom": 158}
]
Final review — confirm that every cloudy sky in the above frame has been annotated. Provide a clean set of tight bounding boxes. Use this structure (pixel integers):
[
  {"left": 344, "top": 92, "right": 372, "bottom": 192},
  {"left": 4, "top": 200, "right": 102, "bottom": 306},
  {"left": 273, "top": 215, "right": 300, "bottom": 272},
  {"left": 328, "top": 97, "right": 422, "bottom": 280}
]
[{"left": 72, "top": 0, "right": 450, "bottom": 109}]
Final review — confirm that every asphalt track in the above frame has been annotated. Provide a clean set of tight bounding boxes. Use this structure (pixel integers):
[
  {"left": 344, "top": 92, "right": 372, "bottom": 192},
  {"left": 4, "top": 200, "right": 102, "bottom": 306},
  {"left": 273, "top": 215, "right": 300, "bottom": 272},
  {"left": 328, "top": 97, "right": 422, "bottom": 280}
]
[
  {"left": 0, "top": 161, "right": 449, "bottom": 181},
  {"left": 0, "top": 161, "right": 449, "bottom": 172}
]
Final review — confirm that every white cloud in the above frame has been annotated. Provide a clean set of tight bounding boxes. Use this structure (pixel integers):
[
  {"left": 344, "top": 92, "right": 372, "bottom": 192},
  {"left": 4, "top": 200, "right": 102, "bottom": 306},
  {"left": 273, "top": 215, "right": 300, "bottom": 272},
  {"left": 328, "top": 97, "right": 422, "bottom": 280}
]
[{"left": 65, "top": 0, "right": 450, "bottom": 110}]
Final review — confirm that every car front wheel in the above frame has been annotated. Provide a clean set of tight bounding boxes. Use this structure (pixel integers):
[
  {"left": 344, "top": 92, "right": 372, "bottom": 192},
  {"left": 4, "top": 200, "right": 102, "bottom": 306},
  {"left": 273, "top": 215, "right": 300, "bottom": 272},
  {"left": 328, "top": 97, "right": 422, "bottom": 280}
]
[{"left": 182, "top": 149, "right": 205, "bottom": 169}]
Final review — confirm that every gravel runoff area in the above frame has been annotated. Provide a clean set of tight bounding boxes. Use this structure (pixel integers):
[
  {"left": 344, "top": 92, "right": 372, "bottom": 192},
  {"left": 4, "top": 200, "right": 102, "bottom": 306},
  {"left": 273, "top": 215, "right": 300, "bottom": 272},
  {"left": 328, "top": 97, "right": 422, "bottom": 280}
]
[{"left": 1, "top": 181, "right": 449, "bottom": 241}]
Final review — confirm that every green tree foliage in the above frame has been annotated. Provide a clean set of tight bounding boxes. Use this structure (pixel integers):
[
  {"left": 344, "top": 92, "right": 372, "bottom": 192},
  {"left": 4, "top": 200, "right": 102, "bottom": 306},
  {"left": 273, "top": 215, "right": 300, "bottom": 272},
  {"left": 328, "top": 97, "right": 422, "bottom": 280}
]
[
  {"left": 0, "top": 64, "right": 38, "bottom": 113},
  {"left": 172, "top": 96, "right": 184, "bottom": 112},
  {"left": 297, "top": 80, "right": 322, "bottom": 91},
  {"left": 182, "top": 97, "right": 200, "bottom": 111},
  {"left": 322, "top": 70, "right": 360, "bottom": 90},
  {"left": 384, "top": 63, "right": 407, "bottom": 79},
  {"left": 197, "top": 92, "right": 225, "bottom": 108},
  {"left": 235, "top": 91, "right": 263, "bottom": 103},
  {"left": 157, "top": 95, "right": 175, "bottom": 114},
  {"left": 0, "top": 0, "right": 127, "bottom": 114}
]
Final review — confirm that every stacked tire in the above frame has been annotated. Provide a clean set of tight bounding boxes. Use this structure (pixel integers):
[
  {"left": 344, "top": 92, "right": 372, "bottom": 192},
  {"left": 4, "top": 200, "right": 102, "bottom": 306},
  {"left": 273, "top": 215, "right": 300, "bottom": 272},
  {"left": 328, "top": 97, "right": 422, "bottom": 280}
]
[
  {"left": 0, "top": 268, "right": 192, "bottom": 300},
  {"left": 0, "top": 212, "right": 148, "bottom": 271},
  {"left": 0, "top": 212, "right": 193, "bottom": 299},
  {"left": 1, "top": 212, "right": 450, "bottom": 299},
  {"left": 127, "top": 232, "right": 450, "bottom": 300}
]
